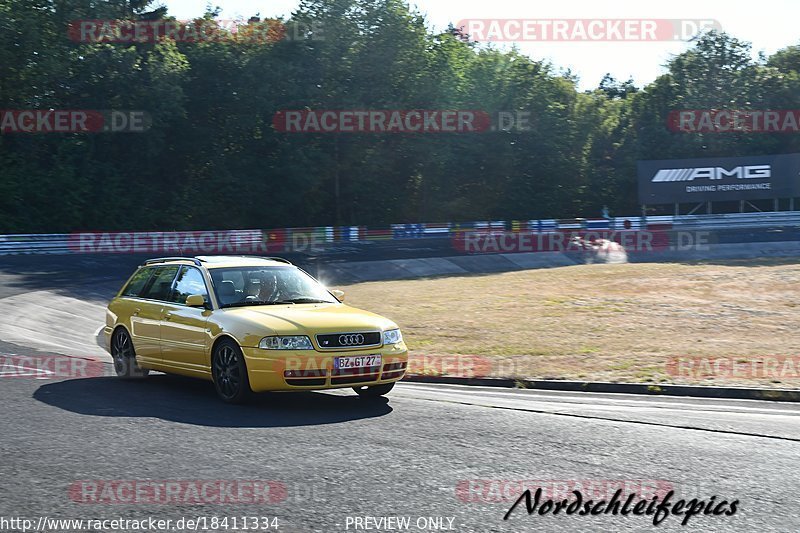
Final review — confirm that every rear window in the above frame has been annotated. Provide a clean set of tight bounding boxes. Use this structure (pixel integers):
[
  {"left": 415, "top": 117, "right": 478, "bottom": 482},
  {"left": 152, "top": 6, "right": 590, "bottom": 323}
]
[
  {"left": 139, "top": 266, "right": 180, "bottom": 301},
  {"left": 121, "top": 267, "right": 155, "bottom": 298}
]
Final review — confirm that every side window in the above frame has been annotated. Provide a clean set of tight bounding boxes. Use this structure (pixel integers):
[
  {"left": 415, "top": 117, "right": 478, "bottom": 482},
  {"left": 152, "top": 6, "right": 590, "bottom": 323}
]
[
  {"left": 139, "top": 266, "right": 180, "bottom": 302},
  {"left": 170, "top": 267, "right": 209, "bottom": 304},
  {"left": 121, "top": 268, "right": 154, "bottom": 297}
]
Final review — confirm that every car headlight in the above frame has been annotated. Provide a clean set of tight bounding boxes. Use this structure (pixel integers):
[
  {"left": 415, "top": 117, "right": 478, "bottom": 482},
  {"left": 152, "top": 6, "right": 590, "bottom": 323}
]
[
  {"left": 383, "top": 328, "right": 403, "bottom": 345},
  {"left": 259, "top": 336, "right": 313, "bottom": 350}
]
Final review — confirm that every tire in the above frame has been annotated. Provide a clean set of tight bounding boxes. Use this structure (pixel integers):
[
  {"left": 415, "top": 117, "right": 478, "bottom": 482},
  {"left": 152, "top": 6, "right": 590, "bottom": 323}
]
[
  {"left": 110, "top": 328, "right": 150, "bottom": 379},
  {"left": 211, "top": 339, "right": 252, "bottom": 404},
  {"left": 353, "top": 382, "right": 395, "bottom": 398}
]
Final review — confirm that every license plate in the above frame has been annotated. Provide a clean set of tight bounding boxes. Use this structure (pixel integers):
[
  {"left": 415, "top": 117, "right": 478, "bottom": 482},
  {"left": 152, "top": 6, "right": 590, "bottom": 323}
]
[{"left": 334, "top": 355, "right": 382, "bottom": 370}]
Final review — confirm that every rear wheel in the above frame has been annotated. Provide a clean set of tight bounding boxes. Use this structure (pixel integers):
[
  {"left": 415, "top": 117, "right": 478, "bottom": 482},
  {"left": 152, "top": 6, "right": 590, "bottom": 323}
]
[
  {"left": 353, "top": 382, "right": 395, "bottom": 398},
  {"left": 211, "top": 339, "right": 252, "bottom": 404},
  {"left": 111, "top": 328, "right": 149, "bottom": 379}
]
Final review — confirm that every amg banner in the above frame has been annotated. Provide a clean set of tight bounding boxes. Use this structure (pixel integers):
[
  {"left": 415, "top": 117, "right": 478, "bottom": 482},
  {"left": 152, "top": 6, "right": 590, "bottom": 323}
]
[{"left": 638, "top": 153, "right": 800, "bottom": 204}]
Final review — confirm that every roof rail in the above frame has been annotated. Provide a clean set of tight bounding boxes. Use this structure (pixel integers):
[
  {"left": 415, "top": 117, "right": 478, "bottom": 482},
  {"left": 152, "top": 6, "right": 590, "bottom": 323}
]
[
  {"left": 143, "top": 257, "right": 204, "bottom": 266},
  {"left": 232, "top": 255, "right": 293, "bottom": 265},
  {"left": 193, "top": 255, "right": 294, "bottom": 265}
]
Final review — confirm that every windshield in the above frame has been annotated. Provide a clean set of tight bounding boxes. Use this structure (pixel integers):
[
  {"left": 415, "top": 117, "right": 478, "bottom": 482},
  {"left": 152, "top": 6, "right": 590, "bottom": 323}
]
[{"left": 209, "top": 266, "right": 338, "bottom": 308}]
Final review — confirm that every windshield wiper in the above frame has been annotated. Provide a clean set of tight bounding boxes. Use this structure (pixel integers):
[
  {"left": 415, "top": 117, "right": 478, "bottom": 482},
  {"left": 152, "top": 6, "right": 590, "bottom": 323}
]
[
  {"left": 279, "top": 297, "right": 333, "bottom": 304},
  {"left": 220, "top": 300, "right": 296, "bottom": 309},
  {"left": 220, "top": 297, "right": 333, "bottom": 309}
]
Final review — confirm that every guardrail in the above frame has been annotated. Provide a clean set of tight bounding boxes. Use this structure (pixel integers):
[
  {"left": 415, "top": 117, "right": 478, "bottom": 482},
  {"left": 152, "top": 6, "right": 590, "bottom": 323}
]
[
  {"left": 667, "top": 211, "right": 800, "bottom": 230},
  {"left": 0, "top": 234, "right": 73, "bottom": 255},
  {"left": 0, "top": 211, "right": 798, "bottom": 255}
]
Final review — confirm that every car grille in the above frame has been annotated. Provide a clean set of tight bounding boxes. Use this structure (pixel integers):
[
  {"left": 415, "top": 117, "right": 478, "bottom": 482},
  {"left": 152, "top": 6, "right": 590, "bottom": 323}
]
[
  {"left": 331, "top": 374, "right": 381, "bottom": 385},
  {"left": 285, "top": 378, "right": 327, "bottom": 387},
  {"left": 283, "top": 361, "right": 408, "bottom": 387},
  {"left": 315, "top": 331, "right": 381, "bottom": 349},
  {"left": 284, "top": 369, "right": 327, "bottom": 387},
  {"left": 382, "top": 361, "right": 407, "bottom": 380}
]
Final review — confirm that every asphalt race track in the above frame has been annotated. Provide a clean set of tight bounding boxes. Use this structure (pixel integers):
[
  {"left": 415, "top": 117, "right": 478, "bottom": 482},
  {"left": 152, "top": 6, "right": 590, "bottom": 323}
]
[{"left": 1, "top": 258, "right": 799, "bottom": 532}]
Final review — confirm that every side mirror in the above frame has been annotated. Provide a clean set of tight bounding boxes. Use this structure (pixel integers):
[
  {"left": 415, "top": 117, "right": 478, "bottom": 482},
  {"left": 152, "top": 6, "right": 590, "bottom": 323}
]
[
  {"left": 186, "top": 294, "right": 206, "bottom": 307},
  {"left": 331, "top": 289, "right": 345, "bottom": 302}
]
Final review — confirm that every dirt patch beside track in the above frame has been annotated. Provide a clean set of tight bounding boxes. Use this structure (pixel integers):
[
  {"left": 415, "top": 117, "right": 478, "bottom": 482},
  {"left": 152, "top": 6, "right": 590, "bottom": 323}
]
[{"left": 340, "top": 259, "right": 800, "bottom": 387}]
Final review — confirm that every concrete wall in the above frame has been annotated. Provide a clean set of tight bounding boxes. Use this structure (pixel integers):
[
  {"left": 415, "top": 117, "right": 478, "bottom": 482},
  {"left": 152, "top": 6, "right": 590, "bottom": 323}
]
[{"left": 319, "top": 241, "right": 800, "bottom": 284}]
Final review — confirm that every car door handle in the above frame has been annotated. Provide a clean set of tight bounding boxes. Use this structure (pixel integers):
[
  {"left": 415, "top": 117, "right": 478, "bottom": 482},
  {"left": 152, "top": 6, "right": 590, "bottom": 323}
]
[
  {"left": 164, "top": 313, "right": 173, "bottom": 321},
  {"left": 133, "top": 308, "right": 141, "bottom": 317}
]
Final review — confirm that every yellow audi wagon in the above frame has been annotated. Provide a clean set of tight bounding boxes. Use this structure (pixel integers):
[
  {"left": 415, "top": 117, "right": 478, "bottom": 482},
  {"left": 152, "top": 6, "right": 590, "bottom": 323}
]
[{"left": 104, "top": 256, "right": 408, "bottom": 403}]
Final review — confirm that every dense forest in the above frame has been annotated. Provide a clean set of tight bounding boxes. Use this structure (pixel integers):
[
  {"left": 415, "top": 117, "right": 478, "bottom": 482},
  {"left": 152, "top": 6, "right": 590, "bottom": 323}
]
[{"left": 2, "top": 0, "right": 800, "bottom": 232}]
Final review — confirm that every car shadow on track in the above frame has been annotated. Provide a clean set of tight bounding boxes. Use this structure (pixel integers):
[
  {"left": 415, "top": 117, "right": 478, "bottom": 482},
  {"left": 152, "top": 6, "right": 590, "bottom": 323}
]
[{"left": 33, "top": 374, "right": 392, "bottom": 427}]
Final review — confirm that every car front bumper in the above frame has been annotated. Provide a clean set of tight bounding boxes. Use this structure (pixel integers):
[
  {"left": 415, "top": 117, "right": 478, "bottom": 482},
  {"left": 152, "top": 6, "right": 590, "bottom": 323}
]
[{"left": 242, "top": 344, "right": 409, "bottom": 392}]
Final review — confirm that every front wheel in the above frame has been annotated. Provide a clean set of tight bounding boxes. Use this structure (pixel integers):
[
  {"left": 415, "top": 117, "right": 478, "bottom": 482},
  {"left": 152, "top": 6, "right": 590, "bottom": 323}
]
[
  {"left": 111, "top": 328, "right": 149, "bottom": 379},
  {"left": 212, "top": 340, "right": 252, "bottom": 404},
  {"left": 353, "top": 382, "right": 395, "bottom": 398}
]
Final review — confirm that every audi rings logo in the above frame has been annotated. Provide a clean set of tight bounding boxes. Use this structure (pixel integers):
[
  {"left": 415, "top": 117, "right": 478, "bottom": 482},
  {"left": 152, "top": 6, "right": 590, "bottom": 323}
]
[{"left": 338, "top": 334, "right": 365, "bottom": 346}]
